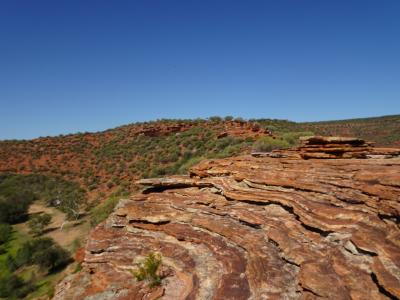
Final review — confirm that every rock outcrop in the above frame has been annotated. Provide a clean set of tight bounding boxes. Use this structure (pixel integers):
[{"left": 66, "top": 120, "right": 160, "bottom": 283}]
[
  {"left": 55, "top": 140, "right": 400, "bottom": 300},
  {"left": 297, "top": 136, "right": 374, "bottom": 159},
  {"left": 254, "top": 136, "right": 400, "bottom": 160},
  {"left": 130, "top": 120, "right": 270, "bottom": 138}
]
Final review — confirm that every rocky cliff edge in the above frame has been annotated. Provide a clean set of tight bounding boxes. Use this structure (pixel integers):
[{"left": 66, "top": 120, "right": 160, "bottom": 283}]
[{"left": 55, "top": 137, "right": 400, "bottom": 299}]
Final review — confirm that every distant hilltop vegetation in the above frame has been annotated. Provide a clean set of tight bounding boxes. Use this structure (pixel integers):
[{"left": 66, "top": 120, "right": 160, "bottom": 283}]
[{"left": 0, "top": 114, "right": 399, "bottom": 201}]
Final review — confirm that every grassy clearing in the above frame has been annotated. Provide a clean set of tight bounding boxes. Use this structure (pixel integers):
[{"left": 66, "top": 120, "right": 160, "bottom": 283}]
[{"left": 14, "top": 201, "right": 91, "bottom": 250}]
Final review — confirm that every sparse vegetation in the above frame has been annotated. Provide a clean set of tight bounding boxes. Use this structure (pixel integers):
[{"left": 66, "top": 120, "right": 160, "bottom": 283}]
[
  {"left": 90, "top": 195, "right": 122, "bottom": 226},
  {"left": 252, "top": 137, "right": 290, "bottom": 152},
  {"left": 178, "top": 156, "right": 205, "bottom": 174},
  {"left": 280, "top": 131, "right": 315, "bottom": 146},
  {"left": 132, "top": 252, "right": 163, "bottom": 287},
  {"left": 0, "top": 173, "right": 87, "bottom": 221}
]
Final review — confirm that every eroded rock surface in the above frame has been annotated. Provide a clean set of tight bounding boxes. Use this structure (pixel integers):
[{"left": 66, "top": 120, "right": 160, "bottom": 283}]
[{"left": 55, "top": 143, "right": 400, "bottom": 299}]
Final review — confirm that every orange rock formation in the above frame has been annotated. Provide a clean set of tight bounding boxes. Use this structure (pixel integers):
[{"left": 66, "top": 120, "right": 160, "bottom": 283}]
[{"left": 55, "top": 138, "right": 400, "bottom": 299}]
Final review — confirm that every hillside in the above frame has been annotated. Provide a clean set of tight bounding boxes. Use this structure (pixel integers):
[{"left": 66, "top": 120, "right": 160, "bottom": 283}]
[
  {"left": 0, "top": 118, "right": 271, "bottom": 201},
  {"left": 1, "top": 115, "right": 399, "bottom": 203}
]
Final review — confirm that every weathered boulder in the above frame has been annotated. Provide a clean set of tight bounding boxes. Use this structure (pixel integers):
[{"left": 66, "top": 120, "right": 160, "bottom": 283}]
[{"left": 55, "top": 145, "right": 400, "bottom": 299}]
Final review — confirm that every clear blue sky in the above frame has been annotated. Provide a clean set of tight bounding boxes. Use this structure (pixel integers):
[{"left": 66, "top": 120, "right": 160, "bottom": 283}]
[{"left": 1, "top": 0, "right": 399, "bottom": 139}]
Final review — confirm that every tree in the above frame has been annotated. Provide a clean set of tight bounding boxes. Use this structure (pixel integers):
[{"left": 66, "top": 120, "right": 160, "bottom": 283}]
[
  {"left": 54, "top": 188, "right": 86, "bottom": 221},
  {"left": 0, "top": 192, "right": 34, "bottom": 223},
  {"left": 15, "top": 237, "right": 71, "bottom": 273},
  {"left": 209, "top": 116, "right": 222, "bottom": 123},
  {"left": 28, "top": 213, "right": 52, "bottom": 236}
]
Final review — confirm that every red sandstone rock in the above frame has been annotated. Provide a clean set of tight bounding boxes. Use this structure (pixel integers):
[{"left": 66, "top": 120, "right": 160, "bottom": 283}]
[
  {"left": 55, "top": 143, "right": 400, "bottom": 299},
  {"left": 217, "top": 132, "right": 228, "bottom": 139},
  {"left": 136, "top": 120, "right": 270, "bottom": 138},
  {"left": 74, "top": 247, "right": 85, "bottom": 263}
]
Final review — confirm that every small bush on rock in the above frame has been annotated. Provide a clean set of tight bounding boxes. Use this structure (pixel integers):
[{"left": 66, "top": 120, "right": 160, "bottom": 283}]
[{"left": 132, "top": 252, "right": 163, "bottom": 287}]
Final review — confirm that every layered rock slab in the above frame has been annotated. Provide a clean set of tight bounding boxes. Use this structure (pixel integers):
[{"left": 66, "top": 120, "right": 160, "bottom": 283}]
[
  {"left": 55, "top": 153, "right": 400, "bottom": 299},
  {"left": 256, "top": 136, "right": 400, "bottom": 160}
]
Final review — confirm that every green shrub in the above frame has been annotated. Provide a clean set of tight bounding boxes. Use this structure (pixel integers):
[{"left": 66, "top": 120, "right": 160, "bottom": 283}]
[
  {"left": 0, "top": 223, "right": 12, "bottom": 244},
  {"left": 214, "top": 137, "right": 237, "bottom": 151},
  {"left": 73, "top": 262, "right": 82, "bottom": 274},
  {"left": 71, "top": 238, "right": 82, "bottom": 253},
  {"left": 211, "top": 144, "right": 243, "bottom": 158},
  {"left": 281, "top": 131, "right": 314, "bottom": 146},
  {"left": 90, "top": 195, "right": 121, "bottom": 226},
  {"left": 132, "top": 252, "right": 163, "bottom": 287},
  {"left": 6, "top": 255, "right": 17, "bottom": 272},
  {"left": 252, "top": 137, "right": 290, "bottom": 152},
  {"left": 209, "top": 116, "right": 222, "bottom": 123},
  {"left": 178, "top": 156, "right": 204, "bottom": 174}
]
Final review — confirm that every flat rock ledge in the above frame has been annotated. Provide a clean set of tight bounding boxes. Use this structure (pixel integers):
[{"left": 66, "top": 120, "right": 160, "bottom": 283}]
[{"left": 55, "top": 143, "right": 400, "bottom": 299}]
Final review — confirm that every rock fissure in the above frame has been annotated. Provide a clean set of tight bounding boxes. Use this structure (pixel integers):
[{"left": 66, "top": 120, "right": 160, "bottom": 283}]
[
  {"left": 235, "top": 197, "right": 335, "bottom": 238},
  {"left": 301, "top": 286, "right": 323, "bottom": 298},
  {"left": 129, "top": 219, "right": 171, "bottom": 225},
  {"left": 238, "top": 219, "right": 262, "bottom": 229},
  {"left": 379, "top": 213, "right": 400, "bottom": 226},
  {"left": 371, "top": 272, "right": 399, "bottom": 300}
]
